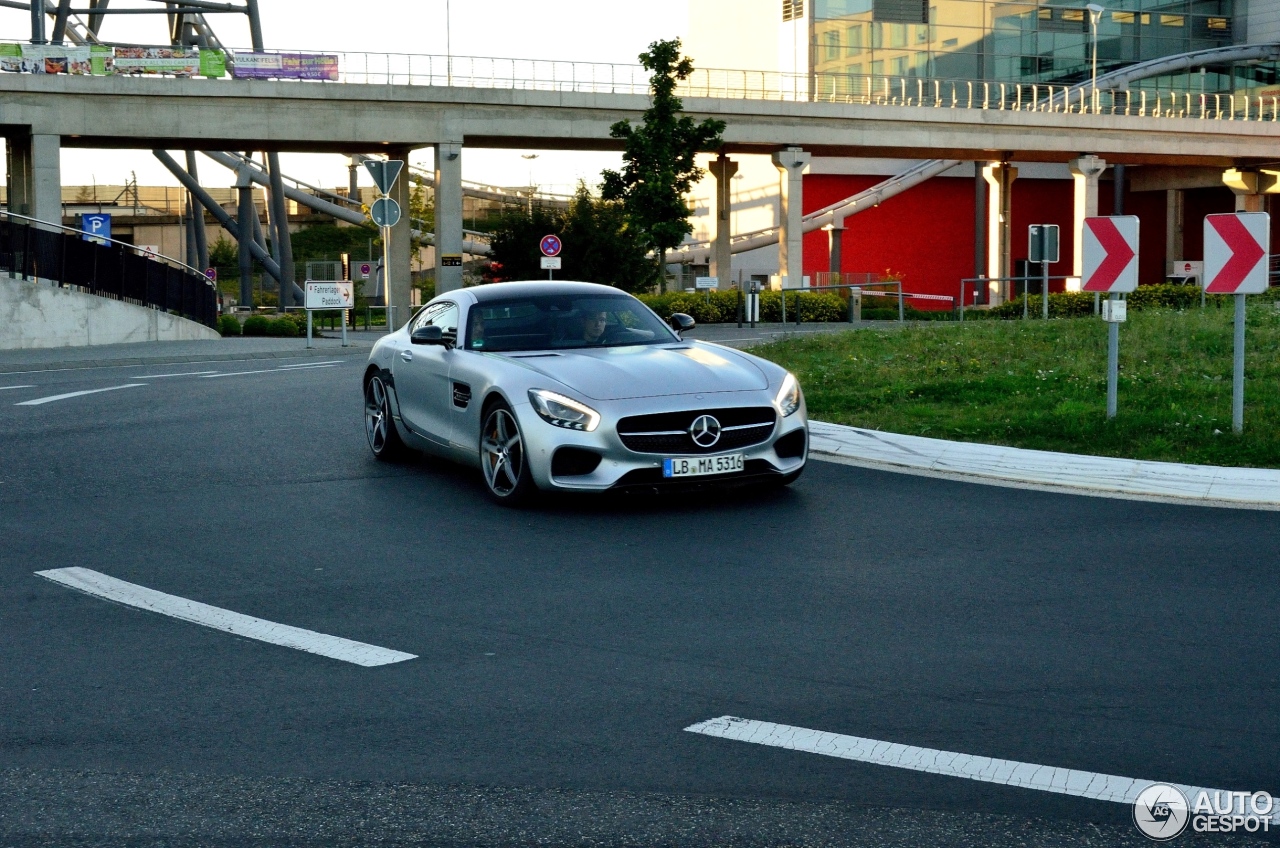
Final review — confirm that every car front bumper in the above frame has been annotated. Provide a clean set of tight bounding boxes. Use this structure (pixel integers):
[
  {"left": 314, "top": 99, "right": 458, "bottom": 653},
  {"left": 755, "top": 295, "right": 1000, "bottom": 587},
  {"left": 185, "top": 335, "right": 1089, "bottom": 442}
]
[{"left": 513, "top": 389, "right": 808, "bottom": 492}]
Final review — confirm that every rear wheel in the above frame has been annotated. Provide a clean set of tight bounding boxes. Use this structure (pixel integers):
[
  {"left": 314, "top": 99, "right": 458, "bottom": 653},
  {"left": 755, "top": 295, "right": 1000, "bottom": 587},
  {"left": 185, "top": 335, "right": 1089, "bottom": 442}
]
[
  {"left": 364, "top": 373, "right": 407, "bottom": 461},
  {"left": 480, "top": 401, "right": 535, "bottom": 505}
]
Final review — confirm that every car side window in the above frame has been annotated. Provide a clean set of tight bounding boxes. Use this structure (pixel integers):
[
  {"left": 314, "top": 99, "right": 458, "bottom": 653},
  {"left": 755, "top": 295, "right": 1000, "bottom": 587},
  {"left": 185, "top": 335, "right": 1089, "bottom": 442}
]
[
  {"left": 410, "top": 303, "right": 447, "bottom": 333},
  {"left": 429, "top": 303, "right": 459, "bottom": 345}
]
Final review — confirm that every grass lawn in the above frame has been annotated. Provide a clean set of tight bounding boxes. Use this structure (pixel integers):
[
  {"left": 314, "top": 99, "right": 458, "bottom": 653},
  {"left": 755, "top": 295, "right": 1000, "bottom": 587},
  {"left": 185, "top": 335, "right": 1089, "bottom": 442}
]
[{"left": 751, "top": 301, "right": 1280, "bottom": 469}]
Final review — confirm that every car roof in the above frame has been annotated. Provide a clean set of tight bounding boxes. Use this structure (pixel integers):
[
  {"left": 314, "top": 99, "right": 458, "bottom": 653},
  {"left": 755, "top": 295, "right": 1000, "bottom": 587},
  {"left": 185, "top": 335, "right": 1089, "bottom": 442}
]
[{"left": 458, "top": 281, "right": 633, "bottom": 304}]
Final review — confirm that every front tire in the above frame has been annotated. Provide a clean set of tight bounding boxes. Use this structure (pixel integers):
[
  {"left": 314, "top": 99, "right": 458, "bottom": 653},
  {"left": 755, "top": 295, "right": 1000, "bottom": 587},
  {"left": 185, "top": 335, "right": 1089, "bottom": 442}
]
[
  {"left": 480, "top": 401, "right": 535, "bottom": 505},
  {"left": 364, "top": 373, "right": 407, "bottom": 461}
]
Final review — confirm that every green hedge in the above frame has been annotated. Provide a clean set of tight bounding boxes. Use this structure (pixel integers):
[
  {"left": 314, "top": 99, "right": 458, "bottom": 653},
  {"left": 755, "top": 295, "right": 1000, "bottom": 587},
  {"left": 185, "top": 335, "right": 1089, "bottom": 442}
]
[
  {"left": 988, "top": 284, "right": 1233, "bottom": 319},
  {"left": 636, "top": 289, "right": 940, "bottom": 323},
  {"left": 240, "top": 313, "right": 305, "bottom": 337},
  {"left": 216, "top": 314, "right": 242, "bottom": 337}
]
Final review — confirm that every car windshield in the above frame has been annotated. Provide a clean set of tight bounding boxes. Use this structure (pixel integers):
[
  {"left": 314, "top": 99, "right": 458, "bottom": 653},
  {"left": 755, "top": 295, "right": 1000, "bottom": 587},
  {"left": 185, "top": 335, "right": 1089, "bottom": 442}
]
[{"left": 465, "top": 293, "right": 677, "bottom": 352}]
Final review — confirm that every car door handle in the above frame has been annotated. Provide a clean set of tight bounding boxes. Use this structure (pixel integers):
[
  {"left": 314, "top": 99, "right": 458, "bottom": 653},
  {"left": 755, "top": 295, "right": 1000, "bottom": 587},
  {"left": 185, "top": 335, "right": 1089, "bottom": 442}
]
[{"left": 400, "top": 349, "right": 413, "bottom": 362}]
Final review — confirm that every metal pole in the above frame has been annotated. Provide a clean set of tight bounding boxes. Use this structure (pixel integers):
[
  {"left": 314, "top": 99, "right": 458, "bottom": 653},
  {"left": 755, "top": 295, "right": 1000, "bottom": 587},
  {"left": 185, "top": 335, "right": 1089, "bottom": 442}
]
[
  {"left": 1023, "top": 276, "right": 1029, "bottom": 319},
  {"left": 185, "top": 152, "right": 209, "bottom": 273},
  {"left": 897, "top": 283, "right": 904, "bottom": 321},
  {"left": 244, "top": 0, "right": 264, "bottom": 50},
  {"left": 342, "top": 309, "right": 348, "bottom": 347},
  {"left": 381, "top": 224, "right": 392, "bottom": 329},
  {"left": 795, "top": 291, "right": 801, "bottom": 326},
  {"left": 1233, "top": 293, "right": 1245, "bottom": 433},
  {"left": 266, "top": 151, "right": 296, "bottom": 309},
  {"left": 30, "top": 0, "right": 47, "bottom": 43},
  {"left": 780, "top": 286, "right": 786, "bottom": 325},
  {"left": 306, "top": 309, "right": 313, "bottom": 349},
  {"left": 237, "top": 183, "right": 253, "bottom": 307},
  {"left": 1041, "top": 262, "right": 1049, "bottom": 319},
  {"left": 1106, "top": 292, "right": 1119, "bottom": 419}
]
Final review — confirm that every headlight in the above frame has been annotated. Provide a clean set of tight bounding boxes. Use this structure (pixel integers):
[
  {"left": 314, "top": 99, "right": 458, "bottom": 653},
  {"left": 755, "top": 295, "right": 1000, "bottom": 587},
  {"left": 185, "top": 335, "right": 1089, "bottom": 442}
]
[
  {"left": 528, "top": 389, "right": 601, "bottom": 432},
  {"left": 774, "top": 372, "right": 802, "bottom": 417}
]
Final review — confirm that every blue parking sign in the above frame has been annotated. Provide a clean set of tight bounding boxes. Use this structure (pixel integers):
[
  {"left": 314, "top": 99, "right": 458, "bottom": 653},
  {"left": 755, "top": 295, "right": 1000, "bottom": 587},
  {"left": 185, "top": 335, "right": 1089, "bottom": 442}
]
[{"left": 81, "top": 213, "right": 111, "bottom": 245}]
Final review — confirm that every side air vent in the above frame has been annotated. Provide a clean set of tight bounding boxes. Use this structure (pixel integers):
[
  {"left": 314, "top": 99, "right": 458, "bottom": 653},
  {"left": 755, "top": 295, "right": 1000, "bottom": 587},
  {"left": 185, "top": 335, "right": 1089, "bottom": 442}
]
[{"left": 452, "top": 382, "right": 471, "bottom": 409}]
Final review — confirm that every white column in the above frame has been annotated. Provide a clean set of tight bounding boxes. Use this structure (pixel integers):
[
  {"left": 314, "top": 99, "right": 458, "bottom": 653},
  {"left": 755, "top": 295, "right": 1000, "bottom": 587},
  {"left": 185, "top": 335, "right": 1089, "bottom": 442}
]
[
  {"left": 1069, "top": 155, "right": 1107, "bottom": 290},
  {"left": 771, "top": 146, "right": 811, "bottom": 289},
  {"left": 1223, "top": 168, "right": 1266, "bottom": 212},
  {"left": 981, "top": 162, "right": 1017, "bottom": 305},
  {"left": 708, "top": 154, "right": 738, "bottom": 289},
  {"left": 434, "top": 142, "right": 464, "bottom": 294}
]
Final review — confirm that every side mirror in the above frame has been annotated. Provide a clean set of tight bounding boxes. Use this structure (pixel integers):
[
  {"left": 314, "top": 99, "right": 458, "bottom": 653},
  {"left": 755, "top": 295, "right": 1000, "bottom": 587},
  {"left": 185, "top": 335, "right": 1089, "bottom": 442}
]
[
  {"left": 669, "top": 313, "right": 696, "bottom": 335},
  {"left": 411, "top": 325, "right": 447, "bottom": 346}
]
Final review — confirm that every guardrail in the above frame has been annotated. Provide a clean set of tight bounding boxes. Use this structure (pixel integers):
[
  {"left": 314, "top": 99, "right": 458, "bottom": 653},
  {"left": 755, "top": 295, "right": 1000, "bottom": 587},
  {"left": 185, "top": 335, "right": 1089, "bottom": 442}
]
[
  {"left": 8, "top": 42, "right": 1275, "bottom": 123},
  {"left": 0, "top": 211, "right": 218, "bottom": 328}
]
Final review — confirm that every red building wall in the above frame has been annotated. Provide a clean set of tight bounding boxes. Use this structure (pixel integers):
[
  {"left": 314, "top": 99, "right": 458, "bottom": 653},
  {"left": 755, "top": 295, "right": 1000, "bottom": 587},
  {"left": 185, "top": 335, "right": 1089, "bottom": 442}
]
[{"left": 797, "top": 171, "right": 1252, "bottom": 306}]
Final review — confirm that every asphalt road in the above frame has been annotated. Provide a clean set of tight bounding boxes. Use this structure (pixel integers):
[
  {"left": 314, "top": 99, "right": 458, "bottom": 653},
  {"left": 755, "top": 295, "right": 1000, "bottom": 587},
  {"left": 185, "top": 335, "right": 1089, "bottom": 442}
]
[{"left": 0, "top": 355, "right": 1276, "bottom": 847}]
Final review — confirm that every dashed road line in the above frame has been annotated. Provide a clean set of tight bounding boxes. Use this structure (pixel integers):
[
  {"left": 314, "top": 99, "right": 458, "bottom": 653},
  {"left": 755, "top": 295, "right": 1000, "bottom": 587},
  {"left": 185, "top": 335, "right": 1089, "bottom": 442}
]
[
  {"left": 684, "top": 716, "right": 1278, "bottom": 822},
  {"left": 15, "top": 384, "right": 147, "bottom": 406},
  {"left": 36, "top": 567, "right": 417, "bottom": 668},
  {"left": 276, "top": 360, "right": 343, "bottom": 369},
  {"left": 136, "top": 370, "right": 219, "bottom": 379},
  {"left": 0, "top": 385, "right": 35, "bottom": 391},
  {"left": 201, "top": 363, "right": 342, "bottom": 379}
]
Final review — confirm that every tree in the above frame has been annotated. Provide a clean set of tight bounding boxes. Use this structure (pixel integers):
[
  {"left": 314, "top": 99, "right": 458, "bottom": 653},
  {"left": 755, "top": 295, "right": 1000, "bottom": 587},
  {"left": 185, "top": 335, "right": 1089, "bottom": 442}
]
[
  {"left": 483, "top": 185, "right": 655, "bottom": 292},
  {"left": 601, "top": 39, "right": 725, "bottom": 292}
]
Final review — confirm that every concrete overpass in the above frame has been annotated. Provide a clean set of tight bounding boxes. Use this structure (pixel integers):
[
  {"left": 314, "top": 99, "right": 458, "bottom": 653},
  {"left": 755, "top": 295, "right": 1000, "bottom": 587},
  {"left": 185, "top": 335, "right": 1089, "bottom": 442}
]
[{"left": 4, "top": 62, "right": 1278, "bottom": 311}]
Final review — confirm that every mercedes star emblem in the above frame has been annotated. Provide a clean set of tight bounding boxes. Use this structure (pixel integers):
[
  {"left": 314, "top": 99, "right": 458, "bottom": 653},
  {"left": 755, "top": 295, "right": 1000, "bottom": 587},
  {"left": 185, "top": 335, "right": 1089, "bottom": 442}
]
[{"left": 689, "top": 414, "right": 722, "bottom": 448}]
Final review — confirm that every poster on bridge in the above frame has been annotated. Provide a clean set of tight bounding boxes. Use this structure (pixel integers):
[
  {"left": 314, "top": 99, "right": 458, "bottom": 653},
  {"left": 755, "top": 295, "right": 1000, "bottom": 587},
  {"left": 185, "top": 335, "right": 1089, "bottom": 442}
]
[
  {"left": 230, "top": 52, "right": 339, "bottom": 81},
  {"left": 0, "top": 43, "right": 110, "bottom": 75}
]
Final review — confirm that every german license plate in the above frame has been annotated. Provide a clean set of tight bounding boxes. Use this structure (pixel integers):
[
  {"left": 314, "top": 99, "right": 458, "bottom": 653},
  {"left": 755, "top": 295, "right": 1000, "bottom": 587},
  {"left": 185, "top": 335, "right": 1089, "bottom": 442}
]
[{"left": 662, "top": 454, "right": 744, "bottom": 478}]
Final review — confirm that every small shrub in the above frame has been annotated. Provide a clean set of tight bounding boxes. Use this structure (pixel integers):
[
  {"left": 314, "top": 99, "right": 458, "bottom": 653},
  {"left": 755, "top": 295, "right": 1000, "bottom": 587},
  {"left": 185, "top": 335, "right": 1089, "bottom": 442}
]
[
  {"left": 241, "top": 315, "right": 271, "bottom": 336},
  {"left": 217, "top": 314, "right": 242, "bottom": 337},
  {"left": 265, "top": 316, "right": 299, "bottom": 337}
]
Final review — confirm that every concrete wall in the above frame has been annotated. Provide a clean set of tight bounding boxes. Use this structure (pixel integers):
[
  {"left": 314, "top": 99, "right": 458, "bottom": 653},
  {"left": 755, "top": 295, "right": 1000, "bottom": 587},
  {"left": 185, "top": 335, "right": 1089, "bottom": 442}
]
[{"left": 0, "top": 275, "right": 219, "bottom": 349}]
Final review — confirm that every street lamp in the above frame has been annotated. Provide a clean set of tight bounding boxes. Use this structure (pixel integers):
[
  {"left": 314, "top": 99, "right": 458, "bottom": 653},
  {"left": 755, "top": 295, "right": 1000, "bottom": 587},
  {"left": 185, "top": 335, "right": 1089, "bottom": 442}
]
[
  {"left": 1087, "top": 3, "right": 1104, "bottom": 114},
  {"left": 521, "top": 154, "right": 538, "bottom": 213}
]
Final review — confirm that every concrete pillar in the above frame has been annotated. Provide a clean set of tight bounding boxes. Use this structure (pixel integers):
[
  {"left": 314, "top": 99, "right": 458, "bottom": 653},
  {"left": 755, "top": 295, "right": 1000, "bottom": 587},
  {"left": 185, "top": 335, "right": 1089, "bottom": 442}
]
[
  {"left": 771, "top": 146, "right": 811, "bottom": 289},
  {"left": 982, "top": 161, "right": 1017, "bottom": 304},
  {"left": 6, "top": 132, "right": 62, "bottom": 229},
  {"left": 1165, "top": 189, "right": 1184, "bottom": 266},
  {"left": 1223, "top": 168, "right": 1266, "bottom": 212},
  {"left": 433, "top": 142, "right": 463, "bottom": 296},
  {"left": 828, "top": 214, "right": 846, "bottom": 276},
  {"left": 1069, "top": 155, "right": 1107, "bottom": 290},
  {"left": 708, "top": 153, "right": 738, "bottom": 289}
]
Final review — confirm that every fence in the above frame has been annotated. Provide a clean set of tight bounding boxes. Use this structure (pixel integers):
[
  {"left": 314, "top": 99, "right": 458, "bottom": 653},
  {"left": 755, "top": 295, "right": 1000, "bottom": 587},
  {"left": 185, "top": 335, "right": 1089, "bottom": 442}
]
[{"left": 0, "top": 212, "right": 218, "bottom": 329}]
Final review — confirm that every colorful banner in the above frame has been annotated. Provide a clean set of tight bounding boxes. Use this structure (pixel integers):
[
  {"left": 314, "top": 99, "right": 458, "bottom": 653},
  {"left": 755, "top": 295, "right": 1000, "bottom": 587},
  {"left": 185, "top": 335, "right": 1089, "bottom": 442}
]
[
  {"left": 230, "top": 52, "right": 339, "bottom": 81},
  {"left": 113, "top": 46, "right": 200, "bottom": 77},
  {"left": 0, "top": 43, "right": 108, "bottom": 74}
]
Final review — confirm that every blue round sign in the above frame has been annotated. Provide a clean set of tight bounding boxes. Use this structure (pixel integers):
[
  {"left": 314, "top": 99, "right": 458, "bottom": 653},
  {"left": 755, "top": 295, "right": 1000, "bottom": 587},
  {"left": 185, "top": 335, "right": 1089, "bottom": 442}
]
[{"left": 540, "top": 234, "right": 562, "bottom": 257}]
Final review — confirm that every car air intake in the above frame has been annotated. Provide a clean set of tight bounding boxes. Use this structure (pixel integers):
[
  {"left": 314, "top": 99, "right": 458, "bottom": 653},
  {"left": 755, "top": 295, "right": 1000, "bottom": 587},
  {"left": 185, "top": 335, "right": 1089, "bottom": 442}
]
[
  {"left": 551, "top": 447, "right": 603, "bottom": 477},
  {"left": 773, "top": 428, "right": 806, "bottom": 459},
  {"left": 617, "top": 407, "right": 776, "bottom": 455}
]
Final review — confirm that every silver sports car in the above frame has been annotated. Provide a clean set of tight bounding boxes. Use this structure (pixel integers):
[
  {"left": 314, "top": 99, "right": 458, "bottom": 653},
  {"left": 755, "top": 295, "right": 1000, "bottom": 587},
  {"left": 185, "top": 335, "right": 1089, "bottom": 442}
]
[{"left": 362, "top": 281, "right": 807, "bottom": 504}]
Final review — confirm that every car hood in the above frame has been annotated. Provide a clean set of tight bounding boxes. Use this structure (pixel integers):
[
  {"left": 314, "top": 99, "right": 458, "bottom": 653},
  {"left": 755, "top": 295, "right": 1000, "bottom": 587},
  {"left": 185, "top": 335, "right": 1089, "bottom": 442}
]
[{"left": 505, "top": 343, "right": 770, "bottom": 401}]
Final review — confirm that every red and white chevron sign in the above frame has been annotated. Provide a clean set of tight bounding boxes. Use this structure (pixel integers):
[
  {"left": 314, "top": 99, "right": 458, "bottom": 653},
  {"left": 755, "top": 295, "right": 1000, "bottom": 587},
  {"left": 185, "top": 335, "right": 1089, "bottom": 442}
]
[
  {"left": 1204, "top": 212, "right": 1270, "bottom": 294},
  {"left": 1082, "top": 216, "right": 1139, "bottom": 293}
]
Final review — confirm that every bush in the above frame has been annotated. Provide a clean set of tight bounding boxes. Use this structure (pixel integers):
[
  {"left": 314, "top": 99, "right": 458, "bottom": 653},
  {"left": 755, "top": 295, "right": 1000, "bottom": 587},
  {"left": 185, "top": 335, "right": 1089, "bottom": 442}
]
[
  {"left": 990, "top": 285, "right": 1234, "bottom": 320},
  {"left": 241, "top": 315, "right": 271, "bottom": 336},
  {"left": 265, "top": 315, "right": 300, "bottom": 337},
  {"left": 636, "top": 289, "right": 942, "bottom": 323},
  {"left": 217, "top": 314, "right": 242, "bottom": 337}
]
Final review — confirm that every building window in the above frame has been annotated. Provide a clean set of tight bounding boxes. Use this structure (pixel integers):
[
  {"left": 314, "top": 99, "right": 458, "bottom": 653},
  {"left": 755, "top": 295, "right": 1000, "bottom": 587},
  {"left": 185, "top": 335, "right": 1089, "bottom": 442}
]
[
  {"left": 871, "top": 22, "right": 883, "bottom": 47},
  {"left": 823, "top": 29, "right": 842, "bottom": 59},
  {"left": 890, "top": 22, "right": 907, "bottom": 46},
  {"left": 872, "top": 0, "right": 928, "bottom": 24},
  {"left": 846, "top": 24, "right": 864, "bottom": 52},
  {"left": 891, "top": 55, "right": 908, "bottom": 75},
  {"left": 1160, "top": 14, "right": 1186, "bottom": 27},
  {"left": 782, "top": 0, "right": 805, "bottom": 21}
]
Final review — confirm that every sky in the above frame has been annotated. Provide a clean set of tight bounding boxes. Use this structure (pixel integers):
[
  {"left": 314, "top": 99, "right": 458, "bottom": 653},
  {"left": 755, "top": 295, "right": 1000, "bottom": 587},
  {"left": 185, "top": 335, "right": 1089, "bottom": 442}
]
[{"left": 2, "top": 0, "right": 690, "bottom": 193}]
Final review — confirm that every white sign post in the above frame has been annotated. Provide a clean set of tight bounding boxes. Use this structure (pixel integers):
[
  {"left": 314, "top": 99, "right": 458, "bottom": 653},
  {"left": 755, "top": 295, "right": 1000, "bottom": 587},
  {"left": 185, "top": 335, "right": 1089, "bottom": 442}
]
[
  {"left": 305, "top": 281, "right": 355, "bottom": 349},
  {"left": 1082, "top": 215, "right": 1140, "bottom": 420},
  {"left": 364, "top": 159, "right": 404, "bottom": 330},
  {"left": 1204, "top": 211, "right": 1270, "bottom": 433}
]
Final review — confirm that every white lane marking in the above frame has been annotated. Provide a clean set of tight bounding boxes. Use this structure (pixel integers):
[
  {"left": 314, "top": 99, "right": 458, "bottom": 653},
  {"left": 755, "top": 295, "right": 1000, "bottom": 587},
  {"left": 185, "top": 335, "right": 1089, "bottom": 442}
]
[
  {"left": 276, "top": 360, "right": 343, "bottom": 369},
  {"left": 200, "top": 363, "right": 341, "bottom": 379},
  {"left": 36, "top": 567, "right": 417, "bottom": 668},
  {"left": 685, "top": 716, "right": 1278, "bottom": 822},
  {"left": 136, "top": 370, "right": 219, "bottom": 379},
  {"left": 15, "top": 384, "right": 146, "bottom": 406},
  {"left": 0, "top": 385, "right": 36, "bottom": 391}
]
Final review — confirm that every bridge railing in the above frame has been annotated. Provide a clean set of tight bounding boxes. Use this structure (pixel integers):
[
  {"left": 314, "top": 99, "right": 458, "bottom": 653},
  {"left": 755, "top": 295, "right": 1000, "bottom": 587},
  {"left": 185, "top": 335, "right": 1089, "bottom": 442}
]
[{"left": 0, "top": 211, "right": 219, "bottom": 329}]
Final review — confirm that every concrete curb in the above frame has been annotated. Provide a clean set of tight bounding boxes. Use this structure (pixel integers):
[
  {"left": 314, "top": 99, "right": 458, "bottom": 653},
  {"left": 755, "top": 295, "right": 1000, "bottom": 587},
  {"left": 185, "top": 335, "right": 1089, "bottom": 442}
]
[{"left": 808, "top": 420, "right": 1280, "bottom": 511}]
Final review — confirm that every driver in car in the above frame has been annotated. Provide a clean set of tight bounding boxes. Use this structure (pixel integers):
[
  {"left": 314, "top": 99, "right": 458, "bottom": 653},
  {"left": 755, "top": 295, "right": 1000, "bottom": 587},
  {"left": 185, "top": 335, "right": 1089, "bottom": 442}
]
[{"left": 581, "top": 310, "right": 609, "bottom": 344}]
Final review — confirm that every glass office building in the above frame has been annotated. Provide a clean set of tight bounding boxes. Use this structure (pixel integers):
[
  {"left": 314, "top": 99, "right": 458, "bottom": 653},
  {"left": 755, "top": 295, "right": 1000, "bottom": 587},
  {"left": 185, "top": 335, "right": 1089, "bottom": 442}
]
[{"left": 807, "top": 0, "right": 1273, "bottom": 95}]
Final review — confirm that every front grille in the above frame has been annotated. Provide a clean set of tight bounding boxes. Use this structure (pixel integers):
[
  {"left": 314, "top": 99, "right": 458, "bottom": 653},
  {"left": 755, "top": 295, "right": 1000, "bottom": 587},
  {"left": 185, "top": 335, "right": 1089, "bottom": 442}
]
[{"left": 617, "top": 406, "right": 776, "bottom": 455}]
